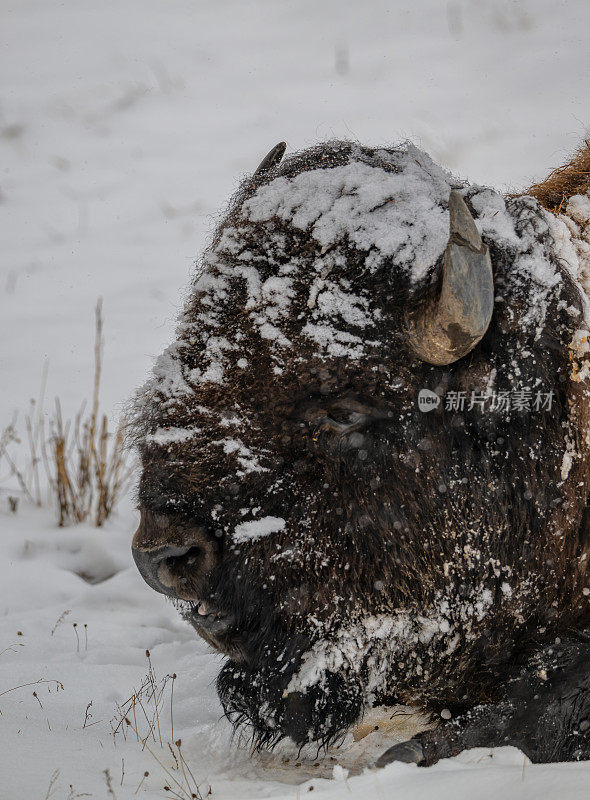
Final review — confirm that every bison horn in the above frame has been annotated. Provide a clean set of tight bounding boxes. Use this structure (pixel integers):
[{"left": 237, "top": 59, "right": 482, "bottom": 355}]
[
  {"left": 405, "top": 190, "right": 494, "bottom": 366},
  {"left": 254, "top": 141, "right": 287, "bottom": 175}
]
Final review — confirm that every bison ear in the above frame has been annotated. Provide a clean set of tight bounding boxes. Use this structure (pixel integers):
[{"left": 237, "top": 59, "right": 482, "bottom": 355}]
[
  {"left": 405, "top": 190, "right": 494, "bottom": 366},
  {"left": 254, "top": 142, "right": 287, "bottom": 175}
]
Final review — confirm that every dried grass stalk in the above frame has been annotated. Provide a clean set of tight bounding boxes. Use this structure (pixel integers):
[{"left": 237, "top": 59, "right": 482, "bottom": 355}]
[
  {"left": 48, "top": 300, "right": 133, "bottom": 526},
  {"left": 1, "top": 299, "right": 133, "bottom": 526},
  {"left": 0, "top": 414, "right": 35, "bottom": 505}
]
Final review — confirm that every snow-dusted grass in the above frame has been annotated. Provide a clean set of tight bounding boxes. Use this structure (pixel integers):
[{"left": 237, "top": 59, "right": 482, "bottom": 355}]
[{"left": 1, "top": 0, "right": 590, "bottom": 797}]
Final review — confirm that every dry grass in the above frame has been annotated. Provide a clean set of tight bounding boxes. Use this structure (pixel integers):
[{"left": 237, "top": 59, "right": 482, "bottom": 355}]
[
  {"left": 522, "top": 139, "right": 590, "bottom": 214},
  {"left": 0, "top": 299, "right": 134, "bottom": 526},
  {"left": 111, "top": 651, "right": 207, "bottom": 799}
]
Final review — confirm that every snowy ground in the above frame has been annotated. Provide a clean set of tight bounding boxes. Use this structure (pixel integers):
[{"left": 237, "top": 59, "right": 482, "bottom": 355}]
[{"left": 1, "top": 1, "right": 590, "bottom": 797}]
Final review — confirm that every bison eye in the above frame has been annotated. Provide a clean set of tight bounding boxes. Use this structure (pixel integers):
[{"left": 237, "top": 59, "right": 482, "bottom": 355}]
[
  {"left": 324, "top": 405, "right": 356, "bottom": 426},
  {"left": 305, "top": 397, "right": 380, "bottom": 438},
  {"left": 298, "top": 396, "right": 391, "bottom": 446}
]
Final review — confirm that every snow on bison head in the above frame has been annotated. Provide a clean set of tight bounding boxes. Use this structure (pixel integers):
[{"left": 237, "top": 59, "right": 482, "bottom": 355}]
[{"left": 130, "top": 140, "right": 590, "bottom": 747}]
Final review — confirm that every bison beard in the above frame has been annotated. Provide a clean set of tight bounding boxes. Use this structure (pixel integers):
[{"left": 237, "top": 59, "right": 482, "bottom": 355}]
[{"left": 130, "top": 140, "right": 590, "bottom": 764}]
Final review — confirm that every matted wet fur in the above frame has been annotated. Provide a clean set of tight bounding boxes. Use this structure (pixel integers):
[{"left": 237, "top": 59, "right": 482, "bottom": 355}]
[{"left": 130, "top": 140, "right": 590, "bottom": 755}]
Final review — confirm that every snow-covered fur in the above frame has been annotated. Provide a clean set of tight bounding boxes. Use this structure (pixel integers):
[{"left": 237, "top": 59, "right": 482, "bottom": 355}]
[{"left": 130, "top": 141, "right": 590, "bottom": 748}]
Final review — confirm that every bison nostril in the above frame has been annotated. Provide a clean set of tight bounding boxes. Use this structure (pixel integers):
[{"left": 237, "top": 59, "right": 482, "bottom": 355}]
[
  {"left": 132, "top": 512, "right": 221, "bottom": 598},
  {"left": 153, "top": 545, "right": 192, "bottom": 569},
  {"left": 178, "top": 546, "right": 205, "bottom": 567},
  {"left": 132, "top": 544, "right": 191, "bottom": 595},
  {"left": 161, "top": 545, "right": 204, "bottom": 576},
  {"left": 132, "top": 533, "right": 221, "bottom": 598}
]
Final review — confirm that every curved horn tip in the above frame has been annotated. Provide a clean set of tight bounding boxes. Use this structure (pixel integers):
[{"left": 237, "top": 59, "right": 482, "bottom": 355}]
[
  {"left": 405, "top": 190, "right": 494, "bottom": 366},
  {"left": 254, "top": 142, "right": 287, "bottom": 176},
  {"left": 448, "top": 190, "right": 483, "bottom": 250}
]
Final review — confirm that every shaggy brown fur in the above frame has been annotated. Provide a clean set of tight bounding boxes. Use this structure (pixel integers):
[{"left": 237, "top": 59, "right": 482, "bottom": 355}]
[{"left": 524, "top": 140, "right": 590, "bottom": 214}]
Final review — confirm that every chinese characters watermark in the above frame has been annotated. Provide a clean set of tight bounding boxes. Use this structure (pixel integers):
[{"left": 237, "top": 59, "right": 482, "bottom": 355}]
[{"left": 418, "top": 388, "right": 554, "bottom": 413}]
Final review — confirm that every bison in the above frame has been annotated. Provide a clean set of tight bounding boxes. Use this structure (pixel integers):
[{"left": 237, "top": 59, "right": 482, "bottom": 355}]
[{"left": 130, "top": 139, "right": 590, "bottom": 765}]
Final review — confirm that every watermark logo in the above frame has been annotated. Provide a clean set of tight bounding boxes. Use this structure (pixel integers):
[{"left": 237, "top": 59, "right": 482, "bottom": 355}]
[
  {"left": 417, "top": 387, "right": 554, "bottom": 413},
  {"left": 418, "top": 389, "right": 441, "bottom": 413}
]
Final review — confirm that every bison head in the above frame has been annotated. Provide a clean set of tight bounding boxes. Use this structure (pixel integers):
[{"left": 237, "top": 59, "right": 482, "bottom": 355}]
[{"left": 130, "top": 141, "right": 589, "bottom": 747}]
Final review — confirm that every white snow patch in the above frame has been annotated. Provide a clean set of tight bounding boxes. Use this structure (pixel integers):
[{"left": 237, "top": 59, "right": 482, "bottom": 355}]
[
  {"left": 560, "top": 435, "right": 578, "bottom": 482},
  {"left": 288, "top": 586, "right": 499, "bottom": 698},
  {"left": 302, "top": 322, "right": 366, "bottom": 358},
  {"left": 145, "top": 426, "right": 200, "bottom": 445},
  {"left": 215, "top": 437, "right": 268, "bottom": 474},
  {"left": 148, "top": 342, "right": 192, "bottom": 399},
  {"left": 548, "top": 199, "right": 590, "bottom": 326},
  {"left": 244, "top": 156, "right": 452, "bottom": 283},
  {"left": 314, "top": 284, "right": 374, "bottom": 328},
  {"left": 234, "top": 516, "right": 286, "bottom": 543}
]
